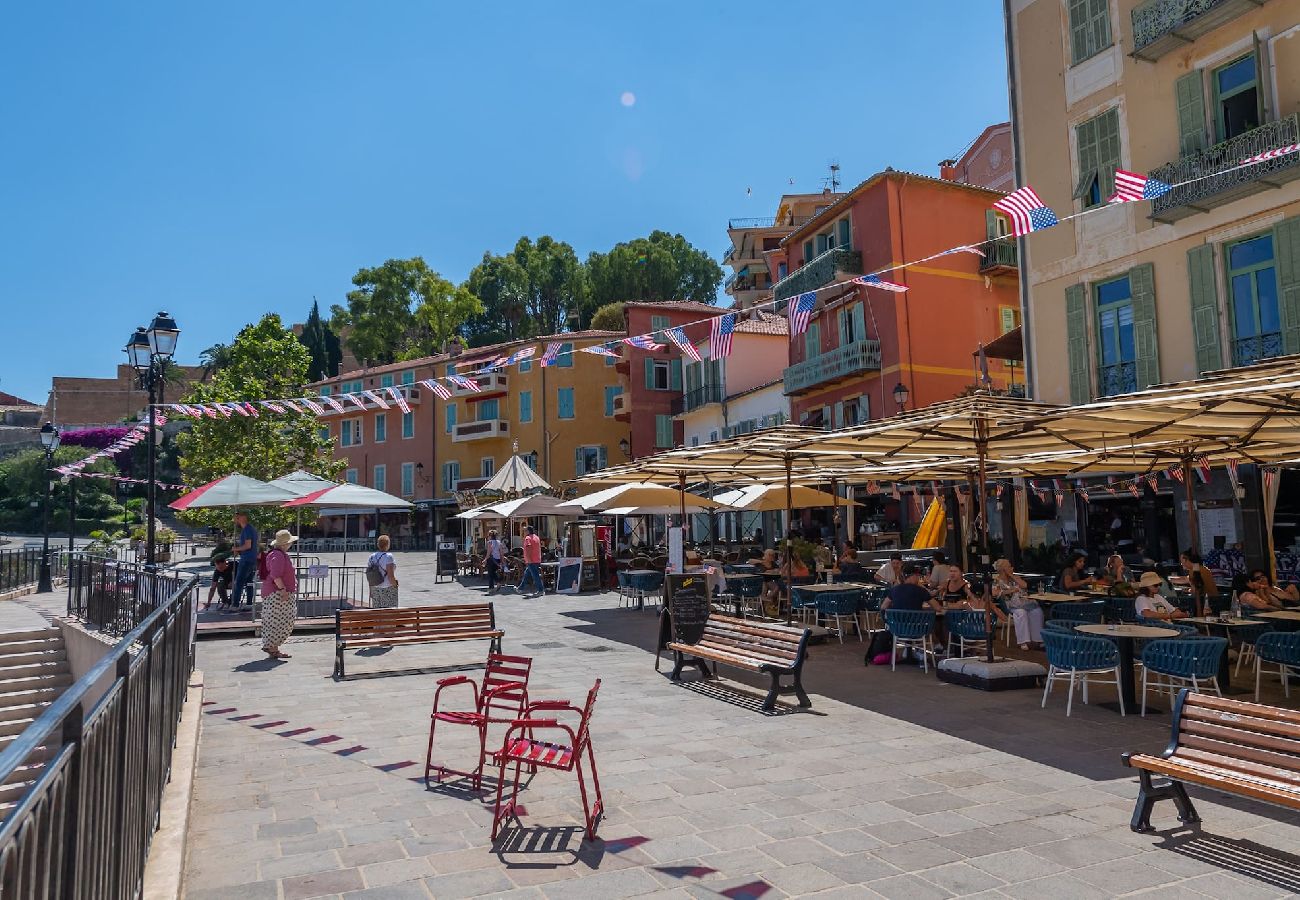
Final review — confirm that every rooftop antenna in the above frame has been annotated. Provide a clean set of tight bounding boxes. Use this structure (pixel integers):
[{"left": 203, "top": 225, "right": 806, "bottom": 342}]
[{"left": 824, "top": 161, "right": 841, "bottom": 192}]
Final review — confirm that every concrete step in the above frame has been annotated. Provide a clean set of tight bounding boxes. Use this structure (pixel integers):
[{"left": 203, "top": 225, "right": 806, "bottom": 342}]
[
  {"left": 0, "top": 718, "right": 37, "bottom": 738},
  {"left": 0, "top": 629, "right": 62, "bottom": 646},
  {"left": 0, "top": 649, "right": 68, "bottom": 670},
  {"left": 0, "top": 639, "right": 66, "bottom": 661},
  {"left": 0, "top": 674, "right": 72, "bottom": 696},
  {"left": 0, "top": 662, "right": 70, "bottom": 683},
  {"left": 0, "top": 687, "right": 67, "bottom": 711},
  {"left": 0, "top": 701, "right": 53, "bottom": 725}
]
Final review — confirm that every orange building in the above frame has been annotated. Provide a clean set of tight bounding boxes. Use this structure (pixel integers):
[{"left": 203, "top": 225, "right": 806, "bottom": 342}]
[{"left": 765, "top": 169, "right": 1023, "bottom": 426}]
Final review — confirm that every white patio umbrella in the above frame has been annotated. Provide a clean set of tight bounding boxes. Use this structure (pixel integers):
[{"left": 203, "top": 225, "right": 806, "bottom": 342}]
[
  {"left": 557, "top": 482, "right": 729, "bottom": 514},
  {"left": 168, "top": 473, "right": 297, "bottom": 510},
  {"left": 267, "top": 471, "right": 344, "bottom": 559},
  {"left": 486, "top": 494, "right": 578, "bottom": 518},
  {"left": 482, "top": 455, "right": 552, "bottom": 493},
  {"left": 284, "top": 483, "right": 414, "bottom": 564}
]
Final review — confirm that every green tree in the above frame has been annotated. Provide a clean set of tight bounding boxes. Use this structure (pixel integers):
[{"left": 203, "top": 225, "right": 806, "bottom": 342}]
[
  {"left": 175, "top": 314, "right": 342, "bottom": 533},
  {"left": 299, "top": 299, "right": 343, "bottom": 382},
  {"left": 199, "top": 342, "right": 233, "bottom": 379},
  {"left": 331, "top": 257, "right": 482, "bottom": 365},
  {"left": 589, "top": 302, "right": 626, "bottom": 332},
  {"left": 462, "top": 251, "right": 529, "bottom": 346},
  {"left": 0, "top": 448, "right": 123, "bottom": 534},
  {"left": 584, "top": 230, "right": 723, "bottom": 313},
  {"left": 461, "top": 236, "right": 585, "bottom": 343}
]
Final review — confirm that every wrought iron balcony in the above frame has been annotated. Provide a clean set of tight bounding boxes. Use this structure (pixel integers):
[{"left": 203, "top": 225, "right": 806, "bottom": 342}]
[
  {"left": 672, "top": 383, "right": 725, "bottom": 416},
  {"left": 1131, "top": 0, "right": 1271, "bottom": 62},
  {"left": 453, "top": 419, "right": 510, "bottom": 442},
  {"left": 1098, "top": 362, "right": 1137, "bottom": 397},
  {"left": 979, "top": 240, "right": 1018, "bottom": 274},
  {"left": 1150, "top": 115, "right": 1300, "bottom": 222},
  {"left": 1233, "top": 331, "right": 1282, "bottom": 367},
  {"left": 773, "top": 247, "right": 863, "bottom": 303},
  {"left": 453, "top": 371, "right": 507, "bottom": 397},
  {"left": 783, "top": 339, "right": 882, "bottom": 395}
]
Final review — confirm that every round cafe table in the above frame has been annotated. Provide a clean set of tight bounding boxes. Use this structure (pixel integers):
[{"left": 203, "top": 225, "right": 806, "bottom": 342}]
[{"left": 1076, "top": 623, "right": 1178, "bottom": 714}]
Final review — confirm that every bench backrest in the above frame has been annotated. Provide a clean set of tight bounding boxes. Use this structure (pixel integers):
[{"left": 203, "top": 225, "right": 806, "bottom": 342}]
[
  {"left": 1170, "top": 691, "right": 1300, "bottom": 782},
  {"left": 336, "top": 603, "right": 497, "bottom": 638},
  {"left": 697, "top": 614, "right": 809, "bottom": 668}
]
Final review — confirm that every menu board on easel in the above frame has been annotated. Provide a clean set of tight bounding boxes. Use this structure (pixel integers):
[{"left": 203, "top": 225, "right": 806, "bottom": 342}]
[{"left": 655, "top": 572, "right": 710, "bottom": 670}]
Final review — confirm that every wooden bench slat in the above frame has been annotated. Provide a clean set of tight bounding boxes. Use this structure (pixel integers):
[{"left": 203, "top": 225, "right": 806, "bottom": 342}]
[
  {"left": 1179, "top": 733, "right": 1300, "bottom": 774},
  {"left": 1173, "top": 746, "right": 1300, "bottom": 788},
  {"left": 1184, "top": 694, "right": 1300, "bottom": 728},
  {"left": 343, "top": 631, "right": 502, "bottom": 649},
  {"left": 667, "top": 642, "right": 793, "bottom": 673},
  {"left": 1180, "top": 715, "right": 1300, "bottom": 755},
  {"left": 695, "top": 636, "right": 798, "bottom": 662},
  {"left": 334, "top": 603, "right": 500, "bottom": 679},
  {"left": 1127, "top": 753, "right": 1300, "bottom": 809}
]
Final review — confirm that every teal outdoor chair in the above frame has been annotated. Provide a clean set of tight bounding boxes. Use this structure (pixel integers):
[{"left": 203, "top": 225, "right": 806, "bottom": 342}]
[
  {"left": 1139, "top": 636, "right": 1228, "bottom": 716},
  {"left": 1041, "top": 630, "right": 1125, "bottom": 717},
  {"left": 883, "top": 609, "right": 937, "bottom": 673},
  {"left": 1253, "top": 631, "right": 1300, "bottom": 702}
]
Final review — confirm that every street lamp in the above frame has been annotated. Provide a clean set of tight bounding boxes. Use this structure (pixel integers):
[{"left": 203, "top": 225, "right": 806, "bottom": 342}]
[
  {"left": 892, "top": 382, "right": 910, "bottom": 411},
  {"left": 36, "top": 422, "right": 60, "bottom": 593},
  {"left": 125, "top": 312, "right": 181, "bottom": 568}
]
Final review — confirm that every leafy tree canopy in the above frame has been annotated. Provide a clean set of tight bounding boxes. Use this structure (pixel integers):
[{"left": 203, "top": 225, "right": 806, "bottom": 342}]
[
  {"left": 461, "top": 236, "right": 585, "bottom": 344},
  {"left": 300, "top": 299, "right": 343, "bottom": 382},
  {"left": 0, "top": 448, "right": 122, "bottom": 534},
  {"left": 588, "top": 302, "right": 626, "bottom": 332},
  {"left": 584, "top": 230, "right": 723, "bottom": 314}
]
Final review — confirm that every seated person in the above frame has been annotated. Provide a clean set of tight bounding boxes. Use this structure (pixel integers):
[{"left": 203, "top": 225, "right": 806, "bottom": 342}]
[
  {"left": 1104, "top": 553, "right": 1131, "bottom": 585},
  {"left": 1061, "top": 553, "right": 1101, "bottom": 593},
  {"left": 938, "top": 566, "right": 975, "bottom": 605},
  {"left": 1239, "top": 570, "right": 1287, "bottom": 612},
  {"left": 875, "top": 552, "right": 903, "bottom": 586},
  {"left": 880, "top": 565, "right": 942, "bottom": 614},
  {"left": 992, "top": 558, "right": 1043, "bottom": 650},
  {"left": 812, "top": 543, "right": 836, "bottom": 572},
  {"left": 749, "top": 548, "right": 778, "bottom": 569},
  {"left": 927, "top": 551, "right": 952, "bottom": 591},
  {"left": 837, "top": 541, "right": 860, "bottom": 568},
  {"left": 1135, "top": 571, "right": 1187, "bottom": 620}
]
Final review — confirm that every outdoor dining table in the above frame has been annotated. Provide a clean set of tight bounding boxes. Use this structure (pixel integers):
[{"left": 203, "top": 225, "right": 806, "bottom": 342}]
[
  {"left": 1075, "top": 623, "right": 1179, "bottom": 713},
  {"left": 1029, "top": 591, "right": 1086, "bottom": 605},
  {"left": 1252, "top": 609, "right": 1300, "bottom": 623},
  {"left": 1184, "top": 616, "right": 1261, "bottom": 693}
]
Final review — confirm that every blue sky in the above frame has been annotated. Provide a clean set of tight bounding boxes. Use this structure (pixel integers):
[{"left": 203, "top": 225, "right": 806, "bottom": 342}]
[{"left": 0, "top": 1, "right": 1010, "bottom": 407}]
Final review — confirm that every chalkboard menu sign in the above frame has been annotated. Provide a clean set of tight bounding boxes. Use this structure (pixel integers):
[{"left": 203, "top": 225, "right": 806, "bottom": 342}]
[
  {"left": 667, "top": 574, "right": 710, "bottom": 645},
  {"left": 436, "top": 541, "right": 458, "bottom": 583}
]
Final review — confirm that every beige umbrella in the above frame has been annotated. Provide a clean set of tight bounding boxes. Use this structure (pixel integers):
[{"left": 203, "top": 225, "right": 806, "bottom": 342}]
[
  {"left": 713, "top": 484, "right": 861, "bottom": 511},
  {"left": 557, "top": 483, "right": 730, "bottom": 513}
]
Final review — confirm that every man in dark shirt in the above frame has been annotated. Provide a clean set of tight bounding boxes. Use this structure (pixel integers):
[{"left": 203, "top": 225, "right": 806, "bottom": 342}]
[
  {"left": 882, "top": 565, "right": 942, "bottom": 613},
  {"left": 227, "top": 511, "right": 259, "bottom": 611}
]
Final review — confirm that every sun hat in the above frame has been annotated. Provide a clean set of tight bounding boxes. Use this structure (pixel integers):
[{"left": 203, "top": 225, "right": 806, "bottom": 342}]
[
  {"left": 1138, "top": 571, "right": 1163, "bottom": 589},
  {"left": 271, "top": 529, "right": 298, "bottom": 550}
]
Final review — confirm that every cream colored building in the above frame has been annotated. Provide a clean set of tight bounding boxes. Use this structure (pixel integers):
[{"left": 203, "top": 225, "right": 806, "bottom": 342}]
[
  {"left": 722, "top": 191, "right": 844, "bottom": 310},
  {"left": 1005, "top": 0, "right": 1300, "bottom": 404}
]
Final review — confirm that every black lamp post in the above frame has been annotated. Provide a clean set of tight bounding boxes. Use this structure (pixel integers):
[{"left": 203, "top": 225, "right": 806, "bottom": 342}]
[
  {"left": 36, "top": 422, "right": 60, "bottom": 593},
  {"left": 125, "top": 312, "right": 180, "bottom": 568},
  {"left": 892, "top": 382, "right": 910, "bottom": 411}
]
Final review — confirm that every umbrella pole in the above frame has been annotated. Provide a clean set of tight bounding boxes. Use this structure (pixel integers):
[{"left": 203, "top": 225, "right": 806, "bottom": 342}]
[
  {"left": 831, "top": 477, "right": 840, "bottom": 553},
  {"left": 1182, "top": 451, "right": 1203, "bottom": 615},
  {"left": 976, "top": 420, "right": 995, "bottom": 664},
  {"left": 342, "top": 512, "right": 348, "bottom": 567},
  {"left": 785, "top": 456, "right": 794, "bottom": 626}
]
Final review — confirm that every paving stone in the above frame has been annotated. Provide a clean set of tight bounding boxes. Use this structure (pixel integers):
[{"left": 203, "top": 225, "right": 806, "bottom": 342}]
[
  {"left": 281, "top": 866, "right": 366, "bottom": 900},
  {"left": 871, "top": 840, "right": 965, "bottom": 873},
  {"left": 914, "top": 861, "right": 1007, "bottom": 895},
  {"left": 867, "top": 873, "right": 957, "bottom": 899},
  {"left": 360, "top": 856, "right": 435, "bottom": 887},
  {"left": 259, "top": 849, "right": 343, "bottom": 881},
  {"left": 759, "top": 861, "right": 847, "bottom": 894},
  {"left": 966, "top": 848, "right": 1069, "bottom": 883},
  {"left": 338, "top": 840, "right": 409, "bottom": 867}
]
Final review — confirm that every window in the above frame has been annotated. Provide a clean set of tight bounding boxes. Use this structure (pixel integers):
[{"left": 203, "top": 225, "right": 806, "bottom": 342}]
[
  {"left": 519, "top": 358, "right": 532, "bottom": 373},
  {"left": 380, "top": 373, "right": 394, "bottom": 388},
  {"left": 557, "top": 387, "right": 575, "bottom": 419},
  {"left": 481, "top": 457, "right": 495, "bottom": 478},
  {"left": 650, "top": 315, "right": 671, "bottom": 343},
  {"left": 804, "top": 322, "right": 821, "bottom": 360},
  {"left": 1214, "top": 53, "right": 1260, "bottom": 142},
  {"left": 837, "top": 303, "right": 866, "bottom": 345},
  {"left": 373, "top": 464, "right": 386, "bottom": 493},
  {"left": 605, "top": 352, "right": 616, "bottom": 367},
  {"left": 519, "top": 390, "right": 533, "bottom": 423},
  {"left": 401, "top": 370, "right": 414, "bottom": 385},
  {"left": 1096, "top": 276, "right": 1136, "bottom": 395},
  {"left": 656, "top": 415, "right": 675, "bottom": 448},
  {"left": 342, "top": 379, "right": 362, "bottom": 394},
  {"left": 646, "top": 358, "right": 671, "bottom": 390},
  {"left": 802, "top": 240, "right": 813, "bottom": 266},
  {"left": 345, "top": 469, "right": 358, "bottom": 484},
  {"left": 441, "top": 461, "right": 460, "bottom": 492},
  {"left": 709, "top": 430, "right": 718, "bottom": 443},
  {"left": 844, "top": 395, "right": 869, "bottom": 426},
  {"left": 1074, "top": 108, "right": 1120, "bottom": 210},
  {"left": 319, "top": 385, "right": 331, "bottom": 396},
  {"left": 340, "top": 418, "right": 363, "bottom": 447},
  {"left": 691, "top": 436, "right": 699, "bottom": 447},
  {"left": 445, "top": 404, "right": 457, "bottom": 434},
  {"left": 478, "top": 398, "right": 500, "bottom": 421},
  {"left": 318, "top": 425, "right": 331, "bottom": 443},
  {"left": 402, "top": 411, "right": 414, "bottom": 438},
  {"left": 778, "top": 261, "right": 788, "bottom": 280},
  {"left": 1228, "top": 235, "right": 1280, "bottom": 366},
  {"left": 1067, "top": 0, "right": 1111, "bottom": 65},
  {"left": 401, "top": 462, "right": 415, "bottom": 497},
  {"left": 604, "top": 385, "right": 622, "bottom": 416},
  {"left": 445, "top": 364, "right": 456, "bottom": 377},
  {"left": 575, "top": 446, "right": 607, "bottom": 476},
  {"left": 522, "top": 452, "right": 538, "bottom": 471},
  {"left": 837, "top": 218, "right": 851, "bottom": 249},
  {"left": 374, "top": 413, "right": 387, "bottom": 443},
  {"left": 555, "top": 342, "right": 574, "bottom": 368}
]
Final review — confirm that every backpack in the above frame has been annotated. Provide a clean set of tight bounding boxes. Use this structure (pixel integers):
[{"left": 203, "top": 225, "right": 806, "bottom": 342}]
[
  {"left": 365, "top": 552, "right": 387, "bottom": 587},
  {"left": 256, "top": 550, "right": 269, "bottom": 581}
]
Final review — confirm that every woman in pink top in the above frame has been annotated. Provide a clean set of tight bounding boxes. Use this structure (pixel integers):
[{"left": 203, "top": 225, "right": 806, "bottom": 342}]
[
  {"left": 517, "top": 526, "right": 545, "bottom": 596},
  {"left": 261, "top": 530, "right": 299, "bottom": 659}
]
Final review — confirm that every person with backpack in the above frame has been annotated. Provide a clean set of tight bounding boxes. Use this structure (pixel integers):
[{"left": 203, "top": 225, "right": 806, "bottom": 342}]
[
  {"left": 482, "top": 529, "right": 504, "bottom": 595},
  {"left": 260, "top": 530, "right": 298, "bottom": 660},
  {"left": 367, "top": 535, "right": 399, "bottom": 608}
]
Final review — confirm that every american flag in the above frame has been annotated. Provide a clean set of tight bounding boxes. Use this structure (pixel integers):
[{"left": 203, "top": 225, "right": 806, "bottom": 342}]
[
  {"left": 852, "top": 274, "right": 908, "bottom": 293},
  {"left": 1128, "top": 483, "right": 1141, "bottom": 498},
  {"left": 993, "top": 186, "right": 1058, "bottom": 237},
  {"left": 1168, "top": 466, "right": 1184, "bottom": 484},
  {"left": 362, "top": 390, "right": 389, "bottom": 410},
  {"left": 387, "top": 386, "right": 411, "bottom": 414},
  {"left": 1240, "top": 143, "right": 1300, "bottom": 166},
  {"left": 943, "top": 245, "right": 986, "bottom": 259},
  {"left": 1263, "top": 466, "right": 1280, "bottom": 497},
  {"left": 1108, "top": 169, "right": 1173, "bottom": 204},
  {"left": 322, "top": 395, "right": 346, "bottom": 414},
  {"left": 420, "top": 378, "right": 452, "bottom": 400},
  {"left": 1145, "top": 473, "right": 1159, "bottom": 493},
  {"left": 540, "top": 341, "right": 563, "bottom": 367},
  {"left": 580, "top": 345, "right": 620, "bottom": 358},
  {"left": 709, "top": 314, "right": 735, "bottom": 360},
  {"left": 300, "top": 397, "right": 326, "bottom": 415},
  {"left": 1195, "top": 456, "right": 1212, "bottom": 484},
  {"left": 447, "top": 375, "right": 480, "bottom": 392},
  {"left": 344, "top": 393, "right": 368, "bottom": 411},
  {"left": 263, "top": 400, "right": 288, "bottom": 414},
  {"left": 214, "top": 403, "right": 233, "bottom": 418},
  {"left": 1225, "top": 458, "right": 1240, "bottom": 486},
  {"left": 243, "top": 401, "right": 260, "bottom": 418},
  {"left": 505, "top": 347, "right": 536, "bottom": 366},
  {"left": 623, "top": 335, "right": 664, "bottom": 351},
  {"left": 667, "top": 327, "right": 701, "bottom": 362},
  {"left": 230, "top": 402, "right": 250, "bottom": 417},
  {"left": 1076, "top": 486, "right": 1089, "bottom": 503},
  {"left": 788, "top": 292, "right": 816, "bottom": 336}
]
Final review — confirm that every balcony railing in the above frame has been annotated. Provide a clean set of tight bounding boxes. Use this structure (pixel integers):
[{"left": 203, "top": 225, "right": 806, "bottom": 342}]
[
  {"left": 1234, "top": 331, "right": 1282, "bottom": 367},
  {"left": 454, "top": 371, "right": 507, "bottom": 397},
  {"left": 672, "top": 383, "right": 725, "bottom": 416},
  {"left": 1098, "top": 361, "right": 1137, "bottom": 397},
  {"left": 1131, "top": 0, "right": 1270, "bottom": 62},
  {"left": 979, "top": 239, "right": 1018, "bottom": 273},
  {"left": 773, "top": 247, "right": 863, "bottom": 303},
  {"left": 1150, "top": 114, "right": 1300, "bottom": 222},
  {"left": 727, "top": 214, "right": 814, "bottom": 230},
  {"left": 783, "top": 339, "right": 882, "bottom": 395},
  {"left": 453, "top": 419, "right": 510, "bottom": 442}
]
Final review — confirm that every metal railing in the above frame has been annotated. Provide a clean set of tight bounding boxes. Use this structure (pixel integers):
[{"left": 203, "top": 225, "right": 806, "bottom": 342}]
[
  {"left": 671, "top": 384, "right": 726, "bottom": 416},
  {"left": 67, "top": 556, "right": 190, "bottom": 638},
  {"left": 1131, "top": 0, "right": 1263, "bottom": 61},
  {"left": 1098, "top": 361, "right": 1138, "bottom": 397},
  {"left": 773, "top": 247, "right": 862, "bottom": 303},
  {"left": 0, "top": 549, "right": 41, "bottom": 593},
  {"left": 979, "top": 240, "right": 1018, "bottom": 272},
  {"left": 783, "top": 339, "right": 882, "bottom": 395},
  {"left": 1151, "top": 114, "right": 1300, "bottom": 221},
  {"left": 0, "top": 565, "right": 197, "bottom": 898},
  {"left": 1234, "top": 331, "right": 1283, "bottom": 367}
]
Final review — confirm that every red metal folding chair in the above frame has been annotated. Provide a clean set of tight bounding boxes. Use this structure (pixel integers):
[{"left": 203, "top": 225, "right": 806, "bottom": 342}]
[
  {"left": 425, "top": 652, "right": 533, "bottom": 790},
  {"left": 490, "top": 679, "right": 604, "bottom": 841}
]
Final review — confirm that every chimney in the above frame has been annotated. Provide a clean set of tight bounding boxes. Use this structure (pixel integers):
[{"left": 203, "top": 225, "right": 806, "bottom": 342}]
[
  {"left": 939, "top": 159, "right": 958, "bottom": 182},
  {"left": 448, "top": 338, "right": 463, "bottom": 357}
]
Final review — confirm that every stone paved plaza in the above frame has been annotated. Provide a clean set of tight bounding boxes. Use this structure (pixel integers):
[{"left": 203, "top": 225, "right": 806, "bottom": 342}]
[{"left": 183, "top": 555, "right": 1300, "bottom": 899}]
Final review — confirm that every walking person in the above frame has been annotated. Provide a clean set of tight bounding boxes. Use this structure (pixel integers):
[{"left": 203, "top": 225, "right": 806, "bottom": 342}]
[
  {"left": 225, "top": 511, "right": 259, "bottom": 613},
  {"left": 517, "top": 526, "right": 544, "bottom": 597},
  {"left": 260, "top": 530, "right": 298, "bottom": 660},
  {"left": 367, "top": 535, "right": 399, "bottom": 608},
  {"left": 483, "top": 529, "right": 504, "bottom": 595}
]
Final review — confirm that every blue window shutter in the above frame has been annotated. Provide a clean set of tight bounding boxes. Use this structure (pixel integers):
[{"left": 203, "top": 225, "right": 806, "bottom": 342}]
[
  {"left": 644, "top": 358, "right": 655, "bottom": 389},
  {"left": 670, "top": 359, "right": 682, "bottom": 391}
]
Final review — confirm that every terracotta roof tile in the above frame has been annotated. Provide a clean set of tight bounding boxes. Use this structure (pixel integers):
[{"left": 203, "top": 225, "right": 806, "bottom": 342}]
[{"left": 732, "top": 312, "right": 788, "bottom": 336}]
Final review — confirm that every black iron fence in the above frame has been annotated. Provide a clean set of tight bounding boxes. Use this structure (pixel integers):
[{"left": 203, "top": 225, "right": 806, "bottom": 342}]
[
  {"left": 67, "top": 556, "right": 190, "bottom": 638},
  {"left": 0, "top": 548, "right": 69, "bottom": 594},
  {"left": 0, "top": 567, "right": 197, "bottom": 898}
]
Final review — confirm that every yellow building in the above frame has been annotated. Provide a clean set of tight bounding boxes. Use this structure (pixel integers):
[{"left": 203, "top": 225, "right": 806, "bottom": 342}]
[{"left": 1005, "top": 0, "right": 1300, "bottom": 404}]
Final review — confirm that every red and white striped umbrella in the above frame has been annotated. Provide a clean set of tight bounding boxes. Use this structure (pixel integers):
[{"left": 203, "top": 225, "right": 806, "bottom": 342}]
[{"left": 168, "top": 473, "right": 297, "bottom": 510}]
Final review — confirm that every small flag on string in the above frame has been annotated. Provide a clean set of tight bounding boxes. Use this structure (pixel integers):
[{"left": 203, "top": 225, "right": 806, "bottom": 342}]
[
  {"left": 1226, "top": 458, "right": 1240, "bottom": 487},
  {"left": 262, "top": 401, "right": 286, "bottom": 414},
  {"left": 342, "top": 393, "right": 367, "bottom": 412},
  {"left": 580, "top": 345, "right": 620, "bottom": 359},
  {"left": 852, "top": 274, "right": 908, "bottom": 293},
  {"left": 788, "top": 292, "right": 816, "bottom": 336},
  {"left": 1145, "top": 473, "right": 1159, "bottom": 493},
  {"left": 993, "top": 186, "right": 1058, "bottom": 236},
  {"left": 243, "top": 401, "right": 260, "bottom": 418},
  {"left": 995, "top": 483, "right": 1004, "bottom": 498},
  {"left": 944, "top": 245, "right": 986, "bottom": 259},
  {"left": 1195, "top": 456, "right": 1212, "bottom": 483},
  {"left": 504, "top": 347, "right": 536, "bottom": 366},
  {"left": 169, "top": 404, "right": 192, "bottom": 417},
  {"left": 623, "top": 335, "right": 664, "bottom": 351},
  {"left": 232, "top": 402, "right": 252, "bottom": 417},
  {"left": 420, "top": 378, "right": 452, "bottom": 400},
  {"left": 447, "top": 375, "right": 480, "bottom": 392},
  {"left": 540, "top": 342, "right": 563, "bottom": 367},
  {"left": 214, "top": 404, "right": 233, "bottom": 418},
  {"left": 666, "top": 327, "right": 701, "bottom": 362},
  {"left": 709, "top": 314, "right": 735, "bottom": 360},
  {"left": 1077, "top": 486, "right": 1090, "bottom": 503},
  {"left": 1128, "top": 483, "right": 1141, "bottom": 498},
  {"left": 322, "top": 395, "right": 346, "bottom": 414},
  {"left": 1108, "top": 169, "right": 1173, "bottom": 204},
  {"left": 1263, "top": 466, "right": 1280, "bottom": 495},
  {"left": 300, "top": 397, "right": 326, "bottom": 415},
  {"left": 1240, "top": 144, "right": 1300, "bottom": 166},
  {"left": 281, "top": 399, "right": 304, "bottom": 414},
  {"left": 362, "top": 390, "right": 389, "bottom": 410},
  {"left": 387, "top": 387, "right": 410, "bottom": 414},
  {"left": 1168, "top": 466, "right": 1184, "bottom": 484}
]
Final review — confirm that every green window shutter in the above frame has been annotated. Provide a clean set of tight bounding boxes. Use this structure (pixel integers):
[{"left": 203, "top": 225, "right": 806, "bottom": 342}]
[
  {"left": 670, "top": 358, "right": 682, "bottom": 391},
  {"left": 1187, "top": 244, "right": 1222, "bottom": 374},
  {"left": 1065, "top": 284, "right": 1091, "bottom": 404},
  {"left": 985, "top": 209, "right": 999, "bottom": 241},
  {"left": 1175, "top": 71, "right": 1206, "bottom": 157},
  {"left": 1129, "top": 263, "right": 1160, "bottom": 390},
  {"left": 805, "top": 322, "right": 820, "bottom": 359},
  {"left": 1096, "top": 109, "right": 1120, "bottom": 200},
  {"left": 837, "top": 219, "right": 851, "bottom": 248},
  {"left": 644, "top": 357, "right": 655, "bottom": 390},
  {"left": 852, "top": 303, "right": 866, "bottom": 343},
  {"left": 1276, "top": 217, "right": 1300, "bottom": 355}
]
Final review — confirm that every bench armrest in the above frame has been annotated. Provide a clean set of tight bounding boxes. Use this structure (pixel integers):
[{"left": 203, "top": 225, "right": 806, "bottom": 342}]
[{"left": 511, "top": 717, "right": 559, "bottom": 729}]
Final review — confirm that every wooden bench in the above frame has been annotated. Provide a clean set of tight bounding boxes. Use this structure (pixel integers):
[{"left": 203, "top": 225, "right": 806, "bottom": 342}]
[
  {"left": 667, "top": 614, "right": 811, "bottom": 711},
  {"left": 1121, "top": 690, "right": 1300, "bottom": 832},
  {"left": 334, "top": 604, "right": 503, "bottom": 679}
]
